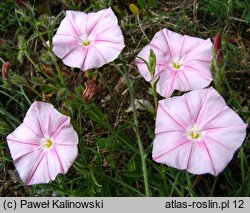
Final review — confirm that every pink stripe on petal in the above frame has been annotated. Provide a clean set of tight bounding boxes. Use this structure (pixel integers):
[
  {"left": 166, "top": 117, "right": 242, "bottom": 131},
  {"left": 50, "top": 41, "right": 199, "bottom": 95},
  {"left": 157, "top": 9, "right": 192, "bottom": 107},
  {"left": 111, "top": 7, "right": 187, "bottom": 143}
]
[
  {"left": 80, "top": 47, "right": 89, "bottom": 70},
  {"left": 184, "top": 38, "right": 212, "bottom": 60},
  {"left": 93, "top": 23, "right": 117, "bottom": 38},
  {"left": 156, "top": 129, "right": 186, "bottom": 135},
  {"left": 158, "top": 102, "right": 186, "bottom": 129},
  {"left": 199, "top": 106, "right": 228, "bottom": 129},
  {"left": 52, "top": 147, "right": 66, "bottom": 174},
  {"left": 13, "top": 147, "right": 42, "bottom": 163},
  {"left": 194, "top": 88, "right": 211, "bottom": 123},
  {"left": 46, "top": 154, "right": 52, "bottom": 180},
  {"left": 51, "top": 118, "right": 70, "bottom": 139},
  {"left": 162, "top": 30, "right": 174, "bottom": 57},
  {"left": 201, "top": 140, "right": 217, "bottom": 175},
  {"left": 203, "top": 124, "right": 247, "bottom": 132},
  {"left": 91, "top": 44, "right": 106, "bottom": 64},
  {"left": 87, "top": 9, "right": 108, "bottom": 36},
  {"left": 184, "top": 65, "right": 213, "bottom": 81},
  {"left": 66, "top": 11, "right": 81, "bottom": 36},
  {"left": 26, "top": 151, "right": 46, "bottom": 185},
  {"left": 156, "top": 71, "right": 176, "bottom": 98},
  {"left": 176, "top": 71, "right": 192, "bottom": 91},
  {"left": 7, "top": 138, "right": 40, "bottom": 146},
  {"left": 53, "top": 144, "right": 78, "bottom": 174},
  {"left": 153, "top": 139, "right": 190, "bottom": 161}
]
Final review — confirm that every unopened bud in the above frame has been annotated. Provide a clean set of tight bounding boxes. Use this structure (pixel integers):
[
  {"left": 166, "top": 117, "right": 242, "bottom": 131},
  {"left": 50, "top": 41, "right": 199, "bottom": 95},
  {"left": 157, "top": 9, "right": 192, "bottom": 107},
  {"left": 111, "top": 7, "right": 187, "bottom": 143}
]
[
  {"left": 214, "top": 32, "right": 221, "bottom": 52},
  {"left": 82, "top": 80, "right": 98, "bottom": 103},
  {"left": 2, "top": 61, "right": 11, "bottom": 80},
  {"left": 41, "top": 64, "right": 53, "bottom": 76},
  {"left": 217, "top": 49, "right": 223, "bottom": 63},
  {"left": 149, "top": 49, "right": 156, "bottom": 74}
]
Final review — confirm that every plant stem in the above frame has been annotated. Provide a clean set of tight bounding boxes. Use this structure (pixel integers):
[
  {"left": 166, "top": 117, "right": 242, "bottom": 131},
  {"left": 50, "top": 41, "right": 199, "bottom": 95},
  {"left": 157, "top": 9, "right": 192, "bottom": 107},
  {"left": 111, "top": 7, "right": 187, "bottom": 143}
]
[
  {"left": 31, "top": 16, "right": 66, "bottom": 86},
  {"left": 240, "top": 148, "right": 245, "bottom": 182},
  {"left": 209, "top": 177, "right": 218, "bottom": 196},
  {"left": 24, "top": 51, "right": 37, "bottom": 68},
  {"left": 118, "top": 66, "right": 150, "bottom": 197},
  {"left": 151, "top": 75, "right": 158, "bottom": 111}
]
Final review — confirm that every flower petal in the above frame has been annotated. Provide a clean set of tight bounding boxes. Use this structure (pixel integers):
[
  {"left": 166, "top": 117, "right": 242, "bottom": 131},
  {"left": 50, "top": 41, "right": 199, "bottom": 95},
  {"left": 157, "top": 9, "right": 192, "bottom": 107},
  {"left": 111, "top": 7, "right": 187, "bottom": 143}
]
[
  {"left": 46, "top": 149, "right": 66, "bottom": 180},
  {"left": 179, "top": 66, "right": 212, "bottom": 91},
  {"left": 202, "top": 130, "right": 245, "bottom": 176},
  {"left": 153, "top": 133, "right": 192, "bottom": 170},
  {"left": 163, "top": 28, "right": 183, "bottom": 57},
  {"left": 197, "top": 88, "right": 247, "bottom": 129},
  {"left": 7, "top": 124, "right": 41, "bottom": 160},
  {"left": 52, "top": 34, "right": 81, "bottom": 59},
  {"left": 53, "top": 144, "right": 78, "bottom": 174},
  {"left": 88, "top": 8, "right": 119, "bottom": 38},
  {"left": 65, "top": 10, "right": 87, "bottom": 36},
  {"left": 61, "top": 46, "right": 86, "bottom": 69},
  {"left": 56, "top": 11, "right": 82, "bottom": 37},
  {"left": 184, "top": 38, "right": 213, "bottom": 62},
  {"left": 180, "top": 35, "right": 205, "bottom": 57},
  {"left": 157, "top": 98, "right": 191, "bottom": 130},
  {"left": 135, "top": 30, "right": 171, "bottom": 82},
  {"left": 23, "top": 101, "right": 69, "bottom": 138},
  {"left": 186, "top": 140, "right": 216, "bottom": 175},
  {"left": 184, "top": 60, "right": 213, "bottom": 81},
  {"left": 13, "top": 149, "right": 48, "bottom": 185}
]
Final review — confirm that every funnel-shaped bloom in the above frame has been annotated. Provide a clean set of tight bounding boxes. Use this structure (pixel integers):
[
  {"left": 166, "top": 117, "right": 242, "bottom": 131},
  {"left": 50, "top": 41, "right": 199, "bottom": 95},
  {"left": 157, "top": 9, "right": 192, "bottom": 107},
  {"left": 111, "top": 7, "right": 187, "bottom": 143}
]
[
  {"left": 135, "top": 29, "right": 213, "bottom": 98},
  {"left": 153, "top": 87, "right": 247, "bottom": 176},
  {"left": 6, "top": 101, "right": 78, "bottom": 185},
  {"left": 52, "top": 7, "right": 125, "bottom": 71}
]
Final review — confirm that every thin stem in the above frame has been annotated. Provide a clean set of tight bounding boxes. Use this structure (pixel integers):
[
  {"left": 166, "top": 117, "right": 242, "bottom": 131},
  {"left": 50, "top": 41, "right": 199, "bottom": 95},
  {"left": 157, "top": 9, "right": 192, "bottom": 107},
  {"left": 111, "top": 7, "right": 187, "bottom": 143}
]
[
  {"left": 31, "top": 16, "right": 66, "bottom": 86},
  {"left": 136, "top": 15, "right": 149, "bottom": 42},
  {"left": 99, "top": 73, "right": 119, "bottom": 105},
  {"left": 185, "top": 172, "right": 195, "bottom": 196},
  {"left": 118, "top": 66, "right": 150, "bottom": 197},
  {"left": 151, "top": 75, "right": 158, "bottom": 111},
  {"left": 240, "top": 148, "right": 245, "bottom": 182},
  {"left": 24, "top": 51, "right": 37, "bottom": 68},
  {"left": 209, "top": 177, "right": 218, "bottom": 196},
  {"left": 19, "top": 86, "right": 32, "bottom": 105},
  {"left": 170, "top": 170, "right": 180, "bottom": 196}
]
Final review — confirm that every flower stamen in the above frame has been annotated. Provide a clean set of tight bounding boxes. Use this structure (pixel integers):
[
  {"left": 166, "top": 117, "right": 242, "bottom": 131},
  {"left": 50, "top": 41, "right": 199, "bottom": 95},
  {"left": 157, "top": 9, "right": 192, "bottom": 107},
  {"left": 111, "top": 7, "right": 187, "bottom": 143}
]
[
  {"left": 81, "top": 35, "right": 93, "bottom": 47},
  {"left": 42, "top": 138, "right": 53, "bottom": 150},
  {"left": 189, "top": 126, "right": 202, "bottom": 141},
  {"left": 171, "top": 57, "right": 183, "bottom": 70}
]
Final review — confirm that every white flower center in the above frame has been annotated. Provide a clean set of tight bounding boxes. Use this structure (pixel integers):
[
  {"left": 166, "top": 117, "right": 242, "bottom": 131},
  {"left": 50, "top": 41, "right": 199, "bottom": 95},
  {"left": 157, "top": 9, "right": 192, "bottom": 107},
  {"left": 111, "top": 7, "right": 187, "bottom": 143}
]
[
  {"left": 171, "top": 57, "right": 183, "bottom": 70},
  {"left": 188, "top": 126, "right": 202, "bottom": 141},
  {"left": 81, "top": 35, "right": 93, "bottom": 47},
  {"left": 41, "top": 138, "right": 53, "bottom": 150}
]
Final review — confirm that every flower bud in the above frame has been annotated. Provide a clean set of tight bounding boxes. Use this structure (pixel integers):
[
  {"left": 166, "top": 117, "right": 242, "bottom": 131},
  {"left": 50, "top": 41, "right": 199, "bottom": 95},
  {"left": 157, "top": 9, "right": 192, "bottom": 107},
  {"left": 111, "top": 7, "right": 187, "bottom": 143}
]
[
  {"left": 149, "top": 49, "right": 156, "bottom": 74},
  {"left": 217, "top": 49, "right": 223, "bottom": 64},
  {"left": 82, "top": 80, "right": 99, "bottom": 103},
  {"left": 2, "top": 61, "right": 11, "bottom": 80},
  {"left": 214, "top": 32, "right": 221, "bottom": 52}
]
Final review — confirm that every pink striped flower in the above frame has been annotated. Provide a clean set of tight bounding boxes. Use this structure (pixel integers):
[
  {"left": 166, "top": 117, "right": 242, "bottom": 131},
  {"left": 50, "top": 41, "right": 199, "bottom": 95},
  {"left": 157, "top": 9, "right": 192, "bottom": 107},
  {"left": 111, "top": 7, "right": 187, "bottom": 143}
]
[
  {"left": 153, "top": 87, "right": 247, "bottom": 175},
  {"left": 135, "top": 29, "right": 213, "bottom": 98},
  {"left": 6, "top": 101, "right": 78, "bottom": 185},
  {"left": 52, "top": 7, "right": 125, "bottom": 71}
]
